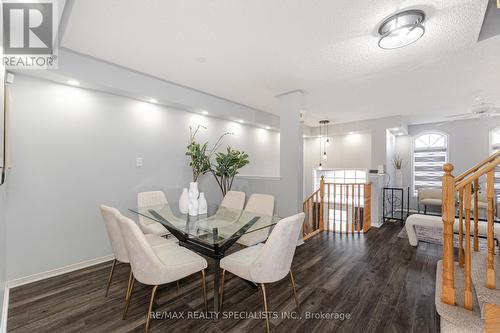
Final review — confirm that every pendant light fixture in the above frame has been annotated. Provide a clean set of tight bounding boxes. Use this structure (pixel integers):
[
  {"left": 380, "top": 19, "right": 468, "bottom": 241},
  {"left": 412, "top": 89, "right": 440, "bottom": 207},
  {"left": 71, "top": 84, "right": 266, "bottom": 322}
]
[{"left": 318, "top": 120, "right": 330, "bottom": 169}]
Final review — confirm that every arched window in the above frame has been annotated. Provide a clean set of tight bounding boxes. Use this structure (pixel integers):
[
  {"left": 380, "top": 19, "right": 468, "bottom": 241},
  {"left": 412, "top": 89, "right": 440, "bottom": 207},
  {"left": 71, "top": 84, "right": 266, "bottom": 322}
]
[
  {"left": 490, "top": 127, "right": 500, "bottom": 200},
  {"left": 413, "top": 132, "right": 448, "bottom": 195}
]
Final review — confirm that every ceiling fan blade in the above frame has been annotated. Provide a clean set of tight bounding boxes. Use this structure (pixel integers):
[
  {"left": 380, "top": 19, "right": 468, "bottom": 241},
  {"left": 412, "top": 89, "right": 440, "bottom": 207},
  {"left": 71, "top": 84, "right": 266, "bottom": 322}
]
[
  {"left": 488, "top": 108, "right": 500, "bottom": 116},
  {"left": 446, "top": 113, "right": 473, "bottom": 119}
]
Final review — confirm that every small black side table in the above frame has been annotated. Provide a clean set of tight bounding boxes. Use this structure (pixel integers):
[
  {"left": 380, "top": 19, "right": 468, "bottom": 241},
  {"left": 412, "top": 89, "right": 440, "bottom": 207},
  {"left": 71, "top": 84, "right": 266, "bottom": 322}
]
[{"left": 383, "top": 186, "right": 410, "bottom": 226}]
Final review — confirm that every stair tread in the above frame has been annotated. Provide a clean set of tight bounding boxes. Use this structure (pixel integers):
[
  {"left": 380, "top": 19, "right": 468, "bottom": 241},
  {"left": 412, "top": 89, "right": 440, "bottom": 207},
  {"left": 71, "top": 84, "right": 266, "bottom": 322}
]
[
  {"left": 435, "top": 260, "right": 484, "bottom": 332},
  {"left": 471, "top": 251, "right": 500, "bottom": 318}
]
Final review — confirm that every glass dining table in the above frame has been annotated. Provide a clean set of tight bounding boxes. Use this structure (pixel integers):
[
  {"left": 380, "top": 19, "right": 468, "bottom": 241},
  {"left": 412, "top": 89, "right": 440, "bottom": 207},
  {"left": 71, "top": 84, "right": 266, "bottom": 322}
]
[{"left": 129, "top": 202, "right": 280, "bottom": 312}]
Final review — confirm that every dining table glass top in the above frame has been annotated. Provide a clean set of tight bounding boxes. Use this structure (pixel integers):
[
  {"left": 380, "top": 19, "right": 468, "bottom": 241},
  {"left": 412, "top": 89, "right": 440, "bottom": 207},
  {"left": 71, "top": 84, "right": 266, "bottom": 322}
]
[{"left": 129, "top": 202, "right": 280, "bottom": 246}]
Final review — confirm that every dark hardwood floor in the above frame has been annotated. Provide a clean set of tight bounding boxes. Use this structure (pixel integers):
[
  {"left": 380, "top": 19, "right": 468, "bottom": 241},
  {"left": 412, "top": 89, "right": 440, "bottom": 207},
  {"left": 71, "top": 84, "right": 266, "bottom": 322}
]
[{"left": 7, "top": 223, "right": 441, "bottom": 333}]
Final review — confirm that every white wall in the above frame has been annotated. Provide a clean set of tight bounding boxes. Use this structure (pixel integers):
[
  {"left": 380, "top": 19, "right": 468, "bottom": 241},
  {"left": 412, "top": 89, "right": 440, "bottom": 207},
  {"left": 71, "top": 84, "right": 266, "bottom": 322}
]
[
  {"left": 303, "top": 132, "right": 372, "bottom": 196},
  {"left": 303, "top": 115, "right": 406, "bottom": 197},
  {"left": 5, "top": 75, "right": 280, "bottom": 280},
  {"left": 385, "top": 130, "right": 396, "bottom": 184},
  {"left": 0, "top": 186, "right": 5, "bottom": 323},
  {"left": 0, "top": 5, "right": 5, "bottom": 316},
  {"left": 395, "top": 117, "right": 500, "bottom": 210}
]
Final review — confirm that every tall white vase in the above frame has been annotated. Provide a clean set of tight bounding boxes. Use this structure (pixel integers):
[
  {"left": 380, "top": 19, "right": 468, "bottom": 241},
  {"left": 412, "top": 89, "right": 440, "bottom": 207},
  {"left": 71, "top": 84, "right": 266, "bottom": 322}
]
[
  {"left": 179, "top": 188, "right": 189, "bottom": 214},
  {"left": 188, "top": 182, "right": 199, "bottom": 216},
  {"left": 198, "top": 192, "right": 207, "bottom": 215},
  {"left": 395, "top": 169, "right": 403, "bottom": 187}
]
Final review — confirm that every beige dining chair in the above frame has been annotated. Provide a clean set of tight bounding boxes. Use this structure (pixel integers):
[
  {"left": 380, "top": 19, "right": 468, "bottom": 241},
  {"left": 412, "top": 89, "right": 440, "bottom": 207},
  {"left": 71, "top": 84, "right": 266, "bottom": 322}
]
[
  {"left": 220, "top": 191, "right": 246, "bottom": 211},
  {"left": 99, "top": 205, "right": 177, "bottom": 297},
  {"left": 237, "top": 194, "right": 275, "bottom": 247},
  {"left": 117, "top": 214, "right": 208, "bottom": 333},
  {"left": 220, "top": 212, "right": 305, "bottom": 333},
  {"left": 137, "top": 191, "right": 171, "bottom": 237}
]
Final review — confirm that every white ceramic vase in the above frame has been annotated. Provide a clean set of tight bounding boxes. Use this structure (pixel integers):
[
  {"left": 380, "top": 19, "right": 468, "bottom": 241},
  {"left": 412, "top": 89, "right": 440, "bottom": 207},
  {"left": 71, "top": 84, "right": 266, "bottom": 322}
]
[
  {"left": 395, "top": 169, "right": 403, "bottom": 187},
  {"left": 188, "top": 182, "right": 199, "bottom": 216},
  {"left": 198, "top": 192, "right": 207, "bottom": 215},
  {"left": 179, "top": 188, "right": 189, "bottom": 214}
]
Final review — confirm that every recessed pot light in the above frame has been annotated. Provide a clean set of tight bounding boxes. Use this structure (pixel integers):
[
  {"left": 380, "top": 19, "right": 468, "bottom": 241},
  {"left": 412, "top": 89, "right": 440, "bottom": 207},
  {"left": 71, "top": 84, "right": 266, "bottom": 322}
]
[
  {"left": 201, "top": 110, "right": 209, "bottom": 115},
  {"left": 238, "top": 120, "right": 244, "bottom": 123},
  {"left": 67, "top": 79, "right": 80, "bottom": 86},
  {"left": 148, "top": 98, "right": 158, "bottom": 104}
]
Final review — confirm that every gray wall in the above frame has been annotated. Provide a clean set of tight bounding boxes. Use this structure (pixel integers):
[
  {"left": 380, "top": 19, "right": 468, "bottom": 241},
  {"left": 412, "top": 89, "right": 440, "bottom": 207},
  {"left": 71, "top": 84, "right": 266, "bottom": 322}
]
[
  {"left": 396, "top": 117, "right": 500, "bottom": 210},
  {"left": 23, "top": 49, "right": 280, "bottom": 130},
  {"left": 5, "top": 75, "right": 280, "bottom": 280}
]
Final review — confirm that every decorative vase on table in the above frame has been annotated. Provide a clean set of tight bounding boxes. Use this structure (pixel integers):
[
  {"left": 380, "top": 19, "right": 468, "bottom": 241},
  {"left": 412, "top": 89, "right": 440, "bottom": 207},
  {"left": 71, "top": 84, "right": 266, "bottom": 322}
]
[
  {"left": 198, "top": 192, "right": 207, "bottom": 215},
  {"left": 395, "top": 169, "right": 403, "bottom": 187},
  {"left": 179, "top": 188, "right": 189, "bottom": 214},
  {"left": 188, "top": 182, "right": 199, "bottom": 216}
]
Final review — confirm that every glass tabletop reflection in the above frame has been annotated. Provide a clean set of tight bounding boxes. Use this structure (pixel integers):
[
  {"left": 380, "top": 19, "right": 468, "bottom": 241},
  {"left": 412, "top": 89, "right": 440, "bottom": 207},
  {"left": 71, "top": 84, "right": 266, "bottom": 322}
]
[{"left": 129, "top": 202, "right": 279, "bottom": 246}]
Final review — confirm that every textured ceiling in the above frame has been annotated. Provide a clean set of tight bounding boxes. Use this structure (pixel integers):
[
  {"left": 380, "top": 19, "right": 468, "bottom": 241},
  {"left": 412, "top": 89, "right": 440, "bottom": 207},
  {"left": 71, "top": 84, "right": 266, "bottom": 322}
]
[{"left": 61, "top": 0, "right": 495, "bottom": 125}]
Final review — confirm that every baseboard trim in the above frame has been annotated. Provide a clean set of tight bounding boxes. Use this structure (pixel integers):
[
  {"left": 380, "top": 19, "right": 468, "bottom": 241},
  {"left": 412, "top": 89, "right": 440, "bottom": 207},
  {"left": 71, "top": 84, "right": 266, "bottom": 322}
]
[
  {"left": 1, "top": 284, "right": 9, "bottom": 333},
  {"left": 6, "top": 254, "right": 114, "bottom": 289}
]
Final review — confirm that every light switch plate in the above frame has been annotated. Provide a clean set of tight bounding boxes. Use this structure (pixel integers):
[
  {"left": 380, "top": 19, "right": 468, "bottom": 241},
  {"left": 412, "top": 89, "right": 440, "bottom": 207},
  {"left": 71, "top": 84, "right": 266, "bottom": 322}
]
[{"left": 136, "top": 157, "right": 143, "bottom": 167}]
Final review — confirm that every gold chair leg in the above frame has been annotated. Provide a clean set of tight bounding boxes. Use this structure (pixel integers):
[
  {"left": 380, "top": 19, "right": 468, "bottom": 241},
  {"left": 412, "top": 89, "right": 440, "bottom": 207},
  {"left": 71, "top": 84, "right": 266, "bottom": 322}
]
[
  {"left": 261, "top": 283, "right": 270, "bottom": 333},
  {"left": 201, "top": 270, "right": 208, "bottom": 312},
  {"left": 105, "top": 259, "right": 117, "bottom": 297},
  {"left": 289, "top": 270, "right": 300, "bottom": 313},
  {"left": 123, "top": 266, "right": 133, "bottom": 300},
  {"left": 122, "top": 271, "right": 135, "bottom": 320},
  {"left": 220, "top": 269, "right": 226, "bottom": 313},
  {"left": 145, "top": 285, "right": 159, "bottom": 333}
]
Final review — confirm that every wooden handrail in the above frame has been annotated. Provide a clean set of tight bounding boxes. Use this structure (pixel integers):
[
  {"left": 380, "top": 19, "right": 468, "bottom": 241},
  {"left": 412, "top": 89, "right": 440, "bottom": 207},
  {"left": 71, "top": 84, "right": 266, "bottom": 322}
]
[
  {"left": 441, "top": 157, "right": 497, "bottom": 314},
  {"left": 455, "top": 151, "right": 500, "bottom": 183},
  {"left": 454, "top": 158, "right": 500, "bottom": 190},
  {"left": 325, "top": 182, "right": 370, "bottom": 186},
  {"left": 304, "top": 189, "right": 320, "bottom": 202},
  {"left": 302, "top": 176, "right": 372, "bottom": 239}
]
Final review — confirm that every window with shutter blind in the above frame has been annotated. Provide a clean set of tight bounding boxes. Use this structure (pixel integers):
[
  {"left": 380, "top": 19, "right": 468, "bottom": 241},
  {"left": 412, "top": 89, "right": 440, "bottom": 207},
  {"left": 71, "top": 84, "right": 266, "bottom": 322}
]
[{"left": 413, "top": 132, "right": 448, "bottom": 196}]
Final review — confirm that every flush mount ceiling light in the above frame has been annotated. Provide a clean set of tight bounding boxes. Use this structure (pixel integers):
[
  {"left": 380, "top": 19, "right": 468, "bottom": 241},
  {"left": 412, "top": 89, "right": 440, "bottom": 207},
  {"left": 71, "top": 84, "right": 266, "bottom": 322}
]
[{"left": 378, "top": 9, "right": 425, "bottom": 49}]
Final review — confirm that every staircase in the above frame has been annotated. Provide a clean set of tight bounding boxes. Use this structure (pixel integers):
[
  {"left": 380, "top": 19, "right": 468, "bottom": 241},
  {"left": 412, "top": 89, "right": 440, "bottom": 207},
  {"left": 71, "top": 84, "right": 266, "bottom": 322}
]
[
  {"left": 437, "top": 151, "right": 500, "bottom": 332},
  {"left": 302, "top": 176, "right": 372, "bottom": 240}
]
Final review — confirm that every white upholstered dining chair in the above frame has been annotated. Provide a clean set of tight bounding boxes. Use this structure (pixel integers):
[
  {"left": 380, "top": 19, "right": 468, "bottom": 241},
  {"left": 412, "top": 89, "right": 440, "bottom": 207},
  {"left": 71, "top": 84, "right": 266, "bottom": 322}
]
[
  {"left": 236, "top": 194, "right": 275, "bottom": 247},
  {"left": 137, "top": 191, "right": 170, "bottom": 237},
  {"left": 220, "top": 212, "right": 305, "bottom": 333},
  {"left": 117, "top": 214, "right": 208, "bottom": 333},
  {"left": 99, "top": 205, "right": 177, "bottom": 297},
  {"left": 220, "top": 190, "right": 246, "bottom": 211}
]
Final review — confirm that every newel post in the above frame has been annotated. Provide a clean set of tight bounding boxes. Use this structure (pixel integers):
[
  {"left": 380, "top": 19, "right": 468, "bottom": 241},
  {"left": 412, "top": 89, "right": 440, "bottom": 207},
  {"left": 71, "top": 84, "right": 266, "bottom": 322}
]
[
  {"left": 319, "top": 176, "right": 325, "bottom": 230},
  {"left": 442, "top": 163, "right": 456, "bottom": 306}
]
